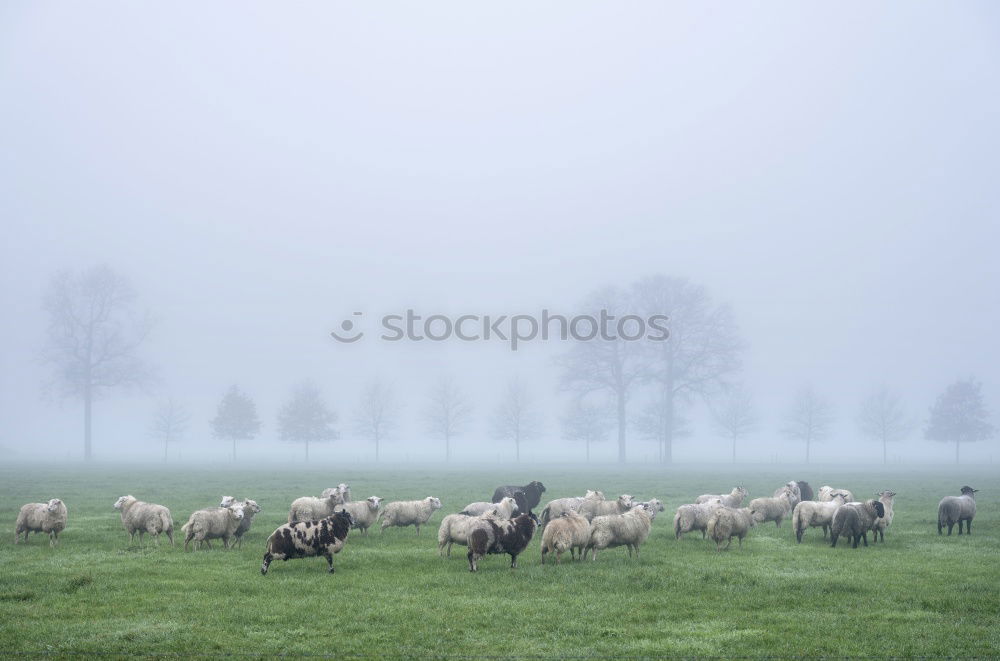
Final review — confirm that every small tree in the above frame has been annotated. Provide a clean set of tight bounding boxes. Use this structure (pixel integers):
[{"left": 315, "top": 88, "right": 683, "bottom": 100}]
[
  {"left": 857, "top": 387, "right": 913, "bottom": 464},
  {"left": 210, "top": 385, "right": 261, "bottom": 461},
  {"left": 491, "top": 378, "right": 541, "bottom": 462},
  {"left": 277, "top": 381, "right": 338, "bottom": 461},
  {"left": 151, "top": 398, "right": 190, "bottom": 461},
  {"left": 782, "top": 386, "right": 833, "bottom": 463},
  {"left": 711, "top": 385, "right": 758, "bottom": 463},
  {"left": 352, "top": 380, "right": 400, "bottom": 461},
  {"left": 924, "top": 378, "right": 994, "bottom": 464},
  {"left": 424, "top": 376, "right": 473, "bottom": 462},
  {"left": 41, "top": 265, "right": 154, "bottom": 460},
  {"left": 562, "top": 399, "right": 613, "bottom": 462}
]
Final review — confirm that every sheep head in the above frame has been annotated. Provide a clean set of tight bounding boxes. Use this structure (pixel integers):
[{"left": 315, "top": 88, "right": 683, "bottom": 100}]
[
  {"left": 960, "top": 486, "right": 977, "bottom": 496},
  {"left": 113, "top": 495, "right": 133, "bottom": 510},
  {"left": 46, "top": 498, "right": 63, "bottom": 512},
  {"left": 427, "top": 497, "right": 442, "bottom": 510},
  {"left": 367, "top": 496, "right": 382, "bottom": 510},
  {"left": 219, "top": 496, "right": 237, "bottom": 508}
]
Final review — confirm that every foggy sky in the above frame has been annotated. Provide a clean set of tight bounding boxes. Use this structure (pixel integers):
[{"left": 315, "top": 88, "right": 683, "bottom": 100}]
[{"left": 1, "top": 2, "right": 998, "bottom": 464}]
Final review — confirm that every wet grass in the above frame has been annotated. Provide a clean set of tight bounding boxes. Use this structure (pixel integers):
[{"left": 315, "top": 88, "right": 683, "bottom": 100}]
[{"left": 0, "top": 463, "right": 997, "bottom": 657}]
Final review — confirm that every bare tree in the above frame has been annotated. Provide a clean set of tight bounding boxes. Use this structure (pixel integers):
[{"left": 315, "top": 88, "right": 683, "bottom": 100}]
[
  {"left": 151, "top": 398, "right": 190, "bottom": 461},
  {"left": 711, "top": 385, "right": 758, "bottom": 463},
  {"left": 210, "top": 385, "right": 261, "bottom": 461},
  {"left": 561, "top": 398, "right": 614, "bottom": 462},
  {"left": 491, "top": 378, "right": 541, "bottom": 462},
  {"left": 782, "top": 386, "right": 833, "bottom": 463},
  {"left": 857, "top": 387, "right": 913, "bottom": 465},
  {"left": 925, "top": 378, "right": 994, "bottom": 464},
  {"left": 277, "top": 380, "right": 338, "bottom": 461},
  {"left": 633, "top": 394, "right": 692, "bottom": 462},
  {"left": 557, "top": 286, "right": 646, "bottom": 463},
  {"left": 352, "top": 379, "right": 401, "bottom": 461},
  {"left": 40, "top": 265, "right": 154, "bottom": 460},
  {"left": 633, "top": 275, "right": 742, "bottom": 464},
  {"left": 424, "top": 376, "right": 473, "bottom": 462}
]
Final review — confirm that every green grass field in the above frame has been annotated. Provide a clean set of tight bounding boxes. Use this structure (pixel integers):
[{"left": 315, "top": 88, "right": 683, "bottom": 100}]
[{"left": 0, "top": 464, "right": 997, "bottom": 657}]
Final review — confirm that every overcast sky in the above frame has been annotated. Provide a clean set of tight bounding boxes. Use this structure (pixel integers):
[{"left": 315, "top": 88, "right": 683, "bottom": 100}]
[{"left": 1, "top": 2, "right": 998, "bottom": 464}]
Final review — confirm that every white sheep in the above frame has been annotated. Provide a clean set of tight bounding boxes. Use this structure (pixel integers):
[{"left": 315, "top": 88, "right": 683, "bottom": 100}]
[
  {"left": 540, "top": 511, "right": 591, "bottom": 564},
  {"left": 288, "top": 492, "right": 342, "bottom": 524},
  {"left": 379, "top": 497, "right": 442, "bottom": 535},
  {"left": 584, "top": 504, "right": 654, "bottom": 561},
  {"left": 181, "top": 505, "right": 245, "bottom": 550},
  {"left": 578, "top": 494, "right": 634, "bottom": 522},
  {"left": 320, "top": 483, "right": 351, "bottom": 503},
  {"left": 695, "top": 487, "right": 748, "bottom": 508},
  {"left": 539, "top": 490, "right": 604, "bottom": 528},
  {"left": 871, "top": 490, "right": 896, "bottom": 543},
  {"left": 220, "top": 496, "right": 262, "bottom": 549},
  {"left": 113, "top": 495, "right": 174, "bottom": 545},
  {"left": 335, "top": 496, "right": 383, "bottom": 535},
  {"left": 818, "top": 485, "right": 855, "bottom": 504},
  {"left": 461, "top": 496, "right": 519, "bottom": 518},
  {"left": 437, "top": 509, "right": 505, "bottom": 557},
  {"left": 773, "top": 481, "right": 802, "bottom": 508},
  {"left": 14, "top": 498, "right": 67, "bottom": 547},
  {"left": 707, "top": 506, "right": 756, "bottom": 551},
  {"left": 938, "top": 486, "right": 976, "bottom": 536},
  {"left": 791, "top": 492, "right": 849, "bottom": 542},
  {"left": 635, "top": 499, "right": 665, "bottom": 520},
  {"left": 748, "top": 488, "right": 794, "bottom": 528},
  {"left": 673, "top": 499, "right": 722, "bottom": 539}
]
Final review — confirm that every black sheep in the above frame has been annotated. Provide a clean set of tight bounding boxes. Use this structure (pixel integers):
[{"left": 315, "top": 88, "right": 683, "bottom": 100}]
[
  {"left": 492, "top": 481, "right": 546, "bottom": 512},
  {"left": 467, "top": 513, "right": 538, "bottom": 572}
]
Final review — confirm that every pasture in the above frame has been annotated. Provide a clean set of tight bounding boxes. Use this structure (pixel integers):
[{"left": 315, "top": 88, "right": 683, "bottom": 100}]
[{"left": 1, "top": 464, "right": 998, "bottom": 657}]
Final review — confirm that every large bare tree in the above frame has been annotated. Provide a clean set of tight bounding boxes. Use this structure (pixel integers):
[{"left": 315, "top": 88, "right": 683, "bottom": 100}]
[
  {"left": 557, "top": 286, "right": 646, "bottom": 462},
  {"left": 782, "top": 386, "right": 834, "bottom": 463},
  {"left": 211, "top": 385, "right": 261, "bottom": 462},
  {"left": 857, "top": 386, "right": 913, "bottom": 465},
  {"left": 561, "top": 398, "right": 614, "bottom": 462},
  {"left": 277, "top": 380, "right": 338, "bottom": 461},
  {"left": 424, "top": 376, "right": 473, "bottom": 462},
  {"left": 634, "top": 394, "right": 692, "bottom": 462},
  {"left": 151, "top": 398, "right": 190, "bottom": 461},
  {"left": 924, "top": 378, "right": 994, "bottom": 464},
  {"left": 41, "top": 265, "right": 154, "bottom": 460},
  {"left": 632, "top": 275, "right": 743, "bottom": 464},
  {"left": 352, "top": 379, "right": 401, "bottom": 461},
  {"left": 491, "top": 378, "right": 541, "bottom": 462},
  {"left": 710, "top": 385, "right": 758, "bottom": 463}
]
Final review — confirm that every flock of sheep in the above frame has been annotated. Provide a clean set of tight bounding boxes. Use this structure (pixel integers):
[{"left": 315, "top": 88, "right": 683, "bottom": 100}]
[{"left": 12, "top": 480, "right": 980, "bottom": 574}]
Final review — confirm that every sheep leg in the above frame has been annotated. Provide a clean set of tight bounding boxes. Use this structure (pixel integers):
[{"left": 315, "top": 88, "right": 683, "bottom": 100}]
[
  {"left": 166, "top": 529, "right": 174, "bottom": 546},
  {"left": 325, "top": 553, "right": 335, "bottom": 573},
  {"left": 261, "top": 552, "right": 272, "bottom": 575},
  {"left": 467, "top": 550, "right": 477, "bottom": 572},
  {"left": 966, "top": 520, "right": 972, "bottom": 535},
  {"left": 822, "top": 524, "right": 828, "bottom": 539},
  {"left": 540, "top": 547, "right": 547, "bottom": 565},
  {"left": 184, "top": 532, "right": 193, "bottom": 551},
  {"left": 947, "top": 522, "right": 954, "bottom": 536},
  {"left": 414, "top": 524, "right": 420, "bottom": 535},
  {"left": 510, "top": 553, "right": 518, "bottom": 569},
  {"left": 223, "top": 536, "right": 231, "bottom": 550},
  {"left": 49, "top": 531, "right": 56, "bottom": 548},
  {"left": 861, "top": 532, "right": 868, "bottom": 547}
]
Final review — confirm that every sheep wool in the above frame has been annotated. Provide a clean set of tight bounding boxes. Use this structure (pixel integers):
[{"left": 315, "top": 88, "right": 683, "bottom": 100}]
[
  {"left": 585, "top": 505, "right": 654, "bottom": 561},
  {"left": 14, "top": 498, "right": 68, "bottom": 547},
  {"left": 578, "top": 494, "right": 634, "bottom": 522},
  {"left": 707, "top": 506, "right": 755, "bottom": 551},
  {"left": 871, "top": 491, "right": 896, "bottom": 543},
  {"left": 182, "top": 505, "right": 245, "bottom": 550},
  {"left": 492, "top": 481, "right": 546, "bottom": 512},
  {"left": 674, "top": 499, "right": 722, "bottom": 540},
  {"left": 261, "top": 510, "right": 353, "bottom": 575},
  {"left": 467, "top": 513, "right": 538, "bottom": 572},
  {"left": 220, "top": 497, "right": 262, "bottom": 549},
  {"left": 938, "top": 486, "right": 977, "bottom": 536},
  {"left": 113, "top": 495, "right": 174, "bottom": 545},
  {"left": 818, "top": 486, "right": 855, "bottom": 504},
  {"left": 749, "top": 489, "right": 794, "bottom": 528},
  {"left": 540, "top": 511, "right": 591, "bottom": 564},
  {"left": 288, "top": 492, "right": 342, "bottom": 524},
  {"left": 695, "top": 487, "right": 748, "bottom": 508},
  {"left": 539, "top": 491, "right": 603, "bottom": 528},
  {"left": 791, "top": 492, "right": 849, "bottom": 543},
  {"left": 379, "top": 497, "right": 442, "bottom": 535},
  {"left": 830, "top": 499, "right": 885, "bottom": 548},
  {"left": 335, "top": 496, "right": 383, "bottom": 535},
  {"left": 462, "top": 496, "right": 518, "bottom": 518}
]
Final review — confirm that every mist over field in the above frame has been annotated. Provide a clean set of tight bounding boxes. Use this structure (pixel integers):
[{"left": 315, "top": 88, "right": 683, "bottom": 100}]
[{"left": 1, "top": 2, "right": 999, "bottom": 466}]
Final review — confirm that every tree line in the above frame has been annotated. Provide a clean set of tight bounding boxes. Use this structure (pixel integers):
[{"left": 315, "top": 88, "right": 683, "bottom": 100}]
[{"left": 42, "top": 265, "right": 996, "bottom": 463}]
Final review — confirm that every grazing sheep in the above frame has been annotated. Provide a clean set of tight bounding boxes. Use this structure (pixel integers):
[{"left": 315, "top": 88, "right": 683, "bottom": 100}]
[
  {"left": 791, "top": 492, "right": 848, "bottom": 542},
  {"left": 871, "top": 491, "right": 896, "bottom": 543},
  {"left": 579, "top": 494, "right": 634, "bottom": 522},
  {"left": 584, "top": 504, "right": 655, "bottom": 561},
  {"left": 749, "top": 488, "right": 794, "bottom": 528},
  {"left": 14, "top": 499, "right": 67, "bottom": 547},
  {"left": 707, "top": 506, "right": 756, "bottom": 551},
  {"left": 492, "top": 481, "right": 547, "bottom": 512},
  {"left": 695, "top": 487, "right": 748, "bottom": 508},
  {"left": 818, "top": 486, "right": 855, "bottom": 504},
  {"left": 335, "top": 496, "right": 383, "bottom": 535},
  {"left": 288, "top": 492, "right": 342, "bottom": 524},
  {"left": 462, "top": 496, "right": 519, "bottom": 518},
  {"left": 539, "top": 491, "right": 604, "bottom": 528},
  {"left": 673, "top": 499, "right": 722, "bottom": 539},
  {"left": 379, "top": 497, "right": 442, "bottom": 535},
  {"left": 320, "top": 483, "right": 351, "bottom": 503},
  {"left": 540, "top": 511, "right": 591, "bottom": 564},
  {"left": 830, "top": 499, "right": 886, "bottom": 548},
  {"left": 113, "top": 495, "right": 174, "bottom": 545},
  {"left": 220, "top": 497, "right": 262, "bottom": 549},
  {"left": 773, "top": 482, "right": 802, "bottom": 509},
  {"left": 261, "top": 510, "right": 354, "bottom": 575},
  {"left": 467, "top": 513, "right": 538, "bottom": 572},
  {"left": 938, "top": 486, "right": 977, "bottom": 536},
  {"left": 182, "top": 505, "right": 245, "bottom": 550}
]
